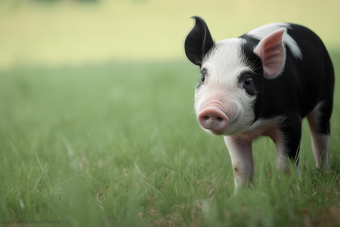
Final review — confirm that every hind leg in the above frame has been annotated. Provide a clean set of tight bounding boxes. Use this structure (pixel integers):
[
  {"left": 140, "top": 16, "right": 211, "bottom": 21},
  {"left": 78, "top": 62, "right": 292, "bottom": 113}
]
[{"left": 307, "top": 102, "right": 332, "bottom": 170}]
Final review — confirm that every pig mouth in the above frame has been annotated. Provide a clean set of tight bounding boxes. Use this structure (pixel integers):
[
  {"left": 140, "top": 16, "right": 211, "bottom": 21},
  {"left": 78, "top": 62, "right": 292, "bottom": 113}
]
[{"left": 197, "top": 102, "right": 230, "bottom": 135}]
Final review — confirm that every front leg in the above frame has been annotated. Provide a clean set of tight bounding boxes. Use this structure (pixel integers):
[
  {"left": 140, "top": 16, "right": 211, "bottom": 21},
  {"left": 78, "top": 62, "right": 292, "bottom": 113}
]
[{"left": 224, "top": 135, "right": 254, "bottom": 188}]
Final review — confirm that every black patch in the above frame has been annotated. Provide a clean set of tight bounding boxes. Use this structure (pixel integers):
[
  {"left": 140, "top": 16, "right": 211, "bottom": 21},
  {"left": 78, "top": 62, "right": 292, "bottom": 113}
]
[
  {"left": 240, "top": 34, "right": 260, "bottom": 45},
  {"left": 184, "top": 16, "right": 215, "bottom": 67},
  {"left": 279, "top": 111, "right": 302, "bottom": 163},
  {"left": 285, "top": 24, "right": 334, "bottom": 121},
  {"left": 239, "top": 34, "right": 263, "bottom": 122}
]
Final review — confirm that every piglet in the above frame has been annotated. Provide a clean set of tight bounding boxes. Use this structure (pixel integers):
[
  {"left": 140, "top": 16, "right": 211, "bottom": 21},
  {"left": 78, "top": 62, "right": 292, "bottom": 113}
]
[{"left": 184, "top": 16, "right": 334, "bottom": 188}]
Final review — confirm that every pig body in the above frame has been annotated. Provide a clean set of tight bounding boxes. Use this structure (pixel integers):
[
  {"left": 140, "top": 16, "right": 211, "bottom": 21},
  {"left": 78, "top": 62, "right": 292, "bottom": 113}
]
[{"left": 184, "top": 17, "right": 334, "bottom": 188}]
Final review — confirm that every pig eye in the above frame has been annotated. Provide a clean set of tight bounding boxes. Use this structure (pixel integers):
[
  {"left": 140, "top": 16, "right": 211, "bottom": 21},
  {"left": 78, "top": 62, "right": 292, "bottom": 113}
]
[
  {"left": 244, "top": 77, "right": 253, "bottom": 86},
  {"left": 200, "top": 68, "right": 207, "bottom": 82},
  {"left": 201, "top": 74, "right": 205, "bottom": 82},
  {"left": 241, "top": 74, "right": 256, "bottom": 96}
]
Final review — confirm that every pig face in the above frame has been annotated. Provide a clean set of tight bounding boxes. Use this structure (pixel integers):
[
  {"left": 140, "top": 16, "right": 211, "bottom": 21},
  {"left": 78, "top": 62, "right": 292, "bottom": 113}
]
[
  {"left": 194, "top": 39, "right": 258, "bottom": 135},
  {"left": 185, "top": 17, "right": 261, "bottom": 136}
]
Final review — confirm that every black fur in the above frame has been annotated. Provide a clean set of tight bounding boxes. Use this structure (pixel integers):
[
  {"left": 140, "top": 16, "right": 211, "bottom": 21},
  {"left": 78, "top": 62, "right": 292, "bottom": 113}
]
[{"left": 184, "top": 16, "right": 215, "bottom": 66}]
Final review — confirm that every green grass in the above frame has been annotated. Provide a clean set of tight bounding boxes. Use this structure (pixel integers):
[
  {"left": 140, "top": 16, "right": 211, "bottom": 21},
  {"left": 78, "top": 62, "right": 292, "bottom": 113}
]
[{"left": 1, "top": 52, "right": 340, "bottom": 227}]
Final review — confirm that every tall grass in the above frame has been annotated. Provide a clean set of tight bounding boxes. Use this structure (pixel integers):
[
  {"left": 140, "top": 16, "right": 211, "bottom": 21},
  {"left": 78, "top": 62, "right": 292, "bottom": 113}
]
[{"left": 1, "top": 52, "right": 340, "bottom": 226}]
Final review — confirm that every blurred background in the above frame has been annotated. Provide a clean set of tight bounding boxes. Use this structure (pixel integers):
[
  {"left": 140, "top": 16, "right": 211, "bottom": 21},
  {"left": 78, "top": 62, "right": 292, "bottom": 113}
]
[{"left": 1, "top": 0, "right": 339, "bottom": 69}]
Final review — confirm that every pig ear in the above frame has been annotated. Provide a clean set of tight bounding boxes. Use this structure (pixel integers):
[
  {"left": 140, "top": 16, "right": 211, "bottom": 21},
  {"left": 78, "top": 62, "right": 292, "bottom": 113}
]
[
  {"left": 185, "top": 16, "right": 214, "bottom": 66},
  {"left": 254, "top": 29, "right": 286, "bottom": 79}
]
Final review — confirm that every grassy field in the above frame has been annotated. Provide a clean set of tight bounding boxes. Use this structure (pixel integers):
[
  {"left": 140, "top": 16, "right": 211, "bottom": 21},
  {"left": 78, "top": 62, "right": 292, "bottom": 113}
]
[
  {"left": 1, "top": 53, "right": 340, "bottom": 226},
  {"left": 1, "top": 1, "right": 340, "bottom": 227}
]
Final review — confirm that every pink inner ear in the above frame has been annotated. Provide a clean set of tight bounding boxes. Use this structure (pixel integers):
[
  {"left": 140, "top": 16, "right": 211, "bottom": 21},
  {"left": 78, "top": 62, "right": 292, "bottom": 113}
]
[{"left": 254, "top": 29, "right": 285, "bottom": 78}]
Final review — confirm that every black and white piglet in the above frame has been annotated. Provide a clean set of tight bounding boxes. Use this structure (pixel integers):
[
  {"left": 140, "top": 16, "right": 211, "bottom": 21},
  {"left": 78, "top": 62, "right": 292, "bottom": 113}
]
[{"left": 184, "top": 16, "right": 334, "bottom": 188}]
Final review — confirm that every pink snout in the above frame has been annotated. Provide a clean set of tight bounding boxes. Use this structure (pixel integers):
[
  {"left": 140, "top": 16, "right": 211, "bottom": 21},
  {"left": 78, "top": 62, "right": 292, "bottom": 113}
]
[{"left": 198, "top": 107, "right": 229, "bottom": 135}]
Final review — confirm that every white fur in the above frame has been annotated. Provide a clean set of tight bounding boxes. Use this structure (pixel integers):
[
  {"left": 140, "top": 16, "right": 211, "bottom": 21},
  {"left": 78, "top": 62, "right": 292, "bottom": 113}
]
[
  {"left": 195, "top": 39, "right": 256, "bottom": 135},
  {"left": 224, "top": 136, "right": 254, "bottom": 188},
  {"left": 248, "top": 23, "right": 302, "bottom": 60},
  {"left": 224, "top": 116, "right": 291, "bottom": 187}
]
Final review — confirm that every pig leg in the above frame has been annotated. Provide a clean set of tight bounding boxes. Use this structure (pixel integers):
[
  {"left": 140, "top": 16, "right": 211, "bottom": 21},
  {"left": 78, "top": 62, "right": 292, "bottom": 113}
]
[
  {"left": 307, "top": 102, "right": 331, "bottom": 170},
  {"left": 275, "top": 115, "right": 302, "bottom": 173},
  {"left": 224, "top": 136, "right": 254, "bottom": 188}
]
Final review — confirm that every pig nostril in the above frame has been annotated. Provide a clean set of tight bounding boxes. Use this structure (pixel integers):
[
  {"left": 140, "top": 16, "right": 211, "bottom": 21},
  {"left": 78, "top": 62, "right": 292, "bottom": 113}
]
[{"left": 201, "top": 115, "right": 226, "bottom": 122}]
